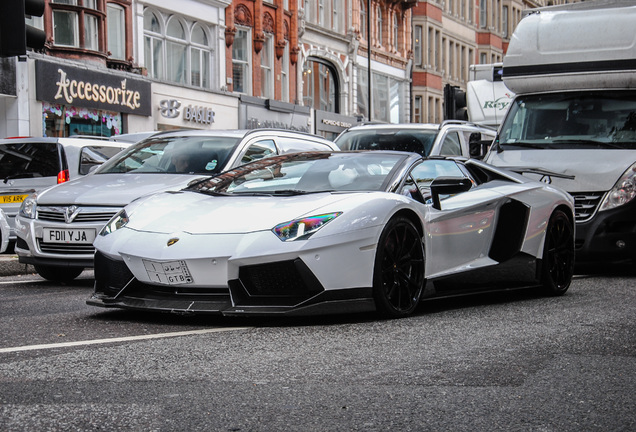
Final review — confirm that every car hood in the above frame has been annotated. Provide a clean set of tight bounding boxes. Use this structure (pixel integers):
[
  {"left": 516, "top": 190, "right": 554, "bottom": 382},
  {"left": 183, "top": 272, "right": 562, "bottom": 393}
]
[
  {"left": 36, "top": 173, "right": 209, "bottom": 206},
  {"left": 486, "top": 149, "right": 635, "bottom": 192},
  {"left": 126, "top": 191, "right": 355, "bottom": 234}
]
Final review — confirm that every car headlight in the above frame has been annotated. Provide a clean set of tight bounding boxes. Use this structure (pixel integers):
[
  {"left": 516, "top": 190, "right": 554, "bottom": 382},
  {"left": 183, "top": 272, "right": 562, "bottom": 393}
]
[
  {"left": 100, "top": 210, "right": 129, "bottom": 236},
  {"left": 599, "top": 162, "right": 636, "bottom": 212},
  {"left": 19, "top": 195, "right": 38, "bottom": 219},
  {"left": 272, "top": 212, "right": 342, "bottom": 242}
]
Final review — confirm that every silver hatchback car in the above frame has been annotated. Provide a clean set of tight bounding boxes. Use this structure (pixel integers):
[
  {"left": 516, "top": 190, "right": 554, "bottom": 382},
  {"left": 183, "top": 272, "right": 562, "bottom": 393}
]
[
  {"left": 15, "top": 129, "right": 339, "bottom": 281},
  {"left": 0, "top": 137, "right": 130, "bottom": 242}
]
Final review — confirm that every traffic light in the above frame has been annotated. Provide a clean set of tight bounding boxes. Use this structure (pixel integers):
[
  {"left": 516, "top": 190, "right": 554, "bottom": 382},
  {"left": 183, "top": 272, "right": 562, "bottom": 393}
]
[
  {"left": 0, "top": 0, "right": 46, "bottom": 58},
  {"left": 444, "top": 84, "right": 468, "bottom": 121}
]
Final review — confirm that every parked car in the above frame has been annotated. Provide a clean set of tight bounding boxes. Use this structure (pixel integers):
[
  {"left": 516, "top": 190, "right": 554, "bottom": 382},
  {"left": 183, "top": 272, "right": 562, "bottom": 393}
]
[
  {"left": 0, "top": 209, "right": 10, "bottom": 253},
  {"left": 333, "top": 120, "right": 496, "bottom": 159},
  {"left": 15, "top": 129, "right": 339, "bottom": 282},
  {"left": 0, "top": 136, "right": 130, "bottom": 242},
  {"left": 88, "top": 151, "right": 575, "bottom": 318}
]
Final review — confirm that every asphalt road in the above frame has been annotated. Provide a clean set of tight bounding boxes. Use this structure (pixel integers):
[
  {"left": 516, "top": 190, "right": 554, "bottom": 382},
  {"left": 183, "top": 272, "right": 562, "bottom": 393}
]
[{"left": 0, "top": 268, "right": 634, "bottom": 431}]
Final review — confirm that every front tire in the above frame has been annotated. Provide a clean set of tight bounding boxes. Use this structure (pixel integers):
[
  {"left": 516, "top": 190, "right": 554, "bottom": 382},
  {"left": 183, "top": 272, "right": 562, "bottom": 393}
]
[
  {"left": 35, "top": 265, "right": 84, "bottom": 283},
  {"left": 373, "top": 216, "right": 426, "bottom": 317},
  {"left": 541, "top": 209, "right": 574, "bottom": 295}
]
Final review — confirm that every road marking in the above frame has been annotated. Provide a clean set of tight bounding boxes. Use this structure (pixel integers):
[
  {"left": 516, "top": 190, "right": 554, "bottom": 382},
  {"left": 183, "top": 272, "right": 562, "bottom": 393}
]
[{"left": 0, "top": 327, "right": 249, "bottom": 354}]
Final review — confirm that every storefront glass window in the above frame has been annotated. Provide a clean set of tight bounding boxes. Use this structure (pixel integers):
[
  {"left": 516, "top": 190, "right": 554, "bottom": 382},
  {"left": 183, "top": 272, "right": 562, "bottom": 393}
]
[{"left": 42, "top": 103, "right": 122, "bottom": 138}]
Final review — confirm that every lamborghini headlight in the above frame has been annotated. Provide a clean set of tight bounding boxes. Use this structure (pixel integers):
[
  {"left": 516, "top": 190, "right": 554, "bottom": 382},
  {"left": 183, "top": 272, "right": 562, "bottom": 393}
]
[
  {"left": 272, "top": 212, "right": 342, "bottom": 241},
  {"left": 19, "top": 195, "right": 38, "bottom": 219},
  {"left": 599, "top": 162, "right": 636, "bottom": 212},
  {"left": 100, "top": 209, "right": 129, "bottom": 236}
]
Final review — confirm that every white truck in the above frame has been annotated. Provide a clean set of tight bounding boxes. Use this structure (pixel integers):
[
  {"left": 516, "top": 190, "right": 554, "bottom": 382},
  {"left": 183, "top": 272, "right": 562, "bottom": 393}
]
[
  {"left": 485, "top": 0, "right": 636, "bottom": 265},
  {"left": 466, "top": 63, "right": 515, "bottom": 128}
]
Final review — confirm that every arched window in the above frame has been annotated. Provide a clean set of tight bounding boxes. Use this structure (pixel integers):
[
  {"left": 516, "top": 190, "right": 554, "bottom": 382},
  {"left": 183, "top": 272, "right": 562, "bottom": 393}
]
[
  {"left": 166, "top": 18, "right": 187, "bottom": 84},
  {"left": 143, "top": 8, "right": 216, "bottom": 89},
  {"left": 303, "top": 58, "right": 339, "bottom": 113},
  {"left": 191, "top": 24, "right": 210, "bottom": 88},
  {"left": 143, "top": 10, "right": 164, "bottom": 80}
]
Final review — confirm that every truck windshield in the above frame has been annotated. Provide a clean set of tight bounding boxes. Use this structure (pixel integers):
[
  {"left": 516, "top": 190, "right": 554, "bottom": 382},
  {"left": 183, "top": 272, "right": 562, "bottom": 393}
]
[{"left": 497, "top": 90, "right": 636, "bottom": 150}]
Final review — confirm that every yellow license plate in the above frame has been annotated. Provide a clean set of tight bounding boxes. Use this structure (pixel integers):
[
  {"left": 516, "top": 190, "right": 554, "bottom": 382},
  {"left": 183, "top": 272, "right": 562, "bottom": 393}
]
[{"left": 1, "top": 194, "right": 28, "bottom": 204}]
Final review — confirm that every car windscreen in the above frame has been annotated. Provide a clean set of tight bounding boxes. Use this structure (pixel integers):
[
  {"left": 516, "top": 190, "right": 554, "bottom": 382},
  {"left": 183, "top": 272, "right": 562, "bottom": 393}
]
[
  {"left": 188, "top": 152, "right": 406, "bottom": 195},
  {"left": 0, "top": 142, "right": 61, "bottom": 181},
  {"left": 334, "top": 129, "right": 437, "bottom": 156},
  {"left": 79, "top": 145, "right": 127, "bottom": 175},
  {"left": 96, "top": 135, "right": 241, "bottom": 175},
  {"left": 498, "top": 90, "right": 636, "bottom": 150}
]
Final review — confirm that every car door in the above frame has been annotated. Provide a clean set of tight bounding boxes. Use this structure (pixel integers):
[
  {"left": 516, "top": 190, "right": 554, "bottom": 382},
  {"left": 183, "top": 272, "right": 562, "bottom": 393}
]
[{"left": 410, "top": 159, "right": 506, "bottom": 279}]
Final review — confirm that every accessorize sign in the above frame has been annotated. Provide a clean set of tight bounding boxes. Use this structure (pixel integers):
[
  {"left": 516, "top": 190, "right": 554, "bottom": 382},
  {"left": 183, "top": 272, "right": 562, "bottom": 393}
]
[{"left": 35, "top": 60, "right": 151, "bottom": 116}]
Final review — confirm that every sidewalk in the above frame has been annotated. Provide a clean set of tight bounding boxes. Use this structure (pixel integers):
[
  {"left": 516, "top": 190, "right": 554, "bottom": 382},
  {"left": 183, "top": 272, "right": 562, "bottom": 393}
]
[{"left": 0, "top": 255, "right": 36, "bottom": 277}]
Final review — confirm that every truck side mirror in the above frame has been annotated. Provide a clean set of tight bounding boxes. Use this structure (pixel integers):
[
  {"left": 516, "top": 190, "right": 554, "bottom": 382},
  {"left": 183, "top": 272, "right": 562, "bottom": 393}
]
[{"left": 430, "top": 177, "right": 473, "bottom": 210}]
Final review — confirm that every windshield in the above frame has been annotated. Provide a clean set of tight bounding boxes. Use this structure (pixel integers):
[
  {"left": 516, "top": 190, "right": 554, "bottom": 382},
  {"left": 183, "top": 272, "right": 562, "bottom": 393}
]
[
  {"left": 498, "top": 90, "right": 636, "bottom": 150},
  {"left": 335, "top": 128, "right": 437, "bottom": 156},
  {"left": 187, "top": 152, "right": 406, "bottom": 195},
  {"left": 96, "top": 135, "right": 240, "bottom": 174}
]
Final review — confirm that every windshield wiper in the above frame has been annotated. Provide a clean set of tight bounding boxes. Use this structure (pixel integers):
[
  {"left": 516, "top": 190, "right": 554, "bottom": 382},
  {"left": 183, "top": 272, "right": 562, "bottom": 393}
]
[
  {"left": 551, "top": 139, "right": 625, "bottom": 149},
  {"left": 4, "top": 173, "right": 35, "bottom": 183},
  {"left": 498, "top": 142, "right": 548, "bottom": 151}
]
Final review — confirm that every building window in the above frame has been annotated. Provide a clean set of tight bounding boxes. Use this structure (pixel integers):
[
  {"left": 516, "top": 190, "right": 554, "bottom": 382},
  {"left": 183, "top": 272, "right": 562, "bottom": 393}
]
[
  {"left": 166, "top": 18, "right": 187, "bottom": 85},
  {"left": 191, "top": 24, "right": 210, "bottom": 88},
  {"left": 50, "top": 0, "right": 102, "bottom": 51},
  {"left": 143, "top": 8, "right": 215, "bottom": 89},
  {"left": 143, "top": 10, "right": 164, "bottom": 80},
  {"left": 107, "top": 4, "right": 125, "bottom": 60},
  {"left": 319, "top": 0, "right": 325, "bottom": 26},
  {"left": 281, "top": 43, "right": 289, "bottom": 103},
  {"left": 393, "top": 13, "right": 398, "bottom": 51},
  {"left": 414, "top": 95, "right": 422, "bottom": 123},
  {"left": 414, "top": 25, "right": 422, "bottom": 66},
  {"left": 304, "top": 58, "right": 339, "bottom": 113},
  {"left": 261, "top": 34, "right": 274, "bottom": 99},
  {"left": 479, "top": 0, "right": 487, "bottom": 29},
  {"left": 359, "top": 0, "right": 366, "bottom": 40},
  {"left": 232, "top": 27, "right": 251, "bottom": 94},
  {"left": 377, "top": 6, "right": 383, "bottom": 46},
  {"left": 53, "top": 9, "right": 79, "bottom": 47},
  {"left": 502, "top": 5, "right": 509, "bottom": 38}
]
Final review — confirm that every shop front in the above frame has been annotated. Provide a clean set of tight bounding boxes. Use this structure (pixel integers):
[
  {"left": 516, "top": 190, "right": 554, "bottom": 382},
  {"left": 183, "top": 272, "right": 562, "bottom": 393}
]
[
  {"left": 35, "top": 60, "right": 152, "bottom": 138},
  {"left": 143, "top": 83, "right": 240, "bottom": 132},
  {"left": 239, "top": 96, "right": 311, "bottom": 133},
  {"left": 314, "top": 110, "right": 362, "bottom": 140}
]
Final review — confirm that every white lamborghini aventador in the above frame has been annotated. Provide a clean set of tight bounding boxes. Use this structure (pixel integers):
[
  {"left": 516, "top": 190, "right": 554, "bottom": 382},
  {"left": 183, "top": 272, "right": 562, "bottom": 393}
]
[{"left": 88, "top": 151, "right": 575, "bottom": 318}]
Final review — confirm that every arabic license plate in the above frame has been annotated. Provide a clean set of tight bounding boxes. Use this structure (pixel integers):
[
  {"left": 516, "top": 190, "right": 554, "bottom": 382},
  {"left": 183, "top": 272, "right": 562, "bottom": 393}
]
[
  {"left": 143, "top": 259, "right": 193, "bottom": 285},
  {"left": 1, "top": 194, "right": 28, "bottom": 204},
  {"left": 43, "top": 228, "right": 96, "bottom": 244}
]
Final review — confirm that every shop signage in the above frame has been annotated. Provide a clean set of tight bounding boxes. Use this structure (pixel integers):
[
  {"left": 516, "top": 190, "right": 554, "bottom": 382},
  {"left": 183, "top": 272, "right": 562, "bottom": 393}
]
[
  {"left": 159, "top": 99, "right": 216, "bottom": 125},
  {"left": 35, "top": 60, "right": 151, "bottom": 116}
]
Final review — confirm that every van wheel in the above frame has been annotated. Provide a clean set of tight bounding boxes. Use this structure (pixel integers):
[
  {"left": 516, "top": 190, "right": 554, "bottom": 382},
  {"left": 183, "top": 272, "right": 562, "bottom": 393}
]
[{"left": 34, "top": 265, "right": 84, "bottom": 283}]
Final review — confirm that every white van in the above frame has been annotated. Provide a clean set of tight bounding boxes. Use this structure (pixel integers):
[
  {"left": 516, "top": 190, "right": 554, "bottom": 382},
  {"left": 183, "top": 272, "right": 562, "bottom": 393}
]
[{"left": 485, "top": 0, "right": 636, "bottom": 265}]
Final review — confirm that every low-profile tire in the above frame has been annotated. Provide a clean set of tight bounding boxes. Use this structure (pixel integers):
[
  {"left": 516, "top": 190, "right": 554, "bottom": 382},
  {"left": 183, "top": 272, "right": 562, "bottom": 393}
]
[
  {"left": 34, "top": 265, "right": 84, "bottom": 283},
  {"left": 372, "top": 216, "right": 426, "bottom": 318},
  {"left": 540, "top": 209, "right": 574, "bottom": 296}
]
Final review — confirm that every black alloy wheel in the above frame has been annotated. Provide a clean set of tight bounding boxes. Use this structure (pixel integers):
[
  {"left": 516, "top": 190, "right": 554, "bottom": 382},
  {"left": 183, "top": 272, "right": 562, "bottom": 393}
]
[
  {"left": 541, "top": 209, "right": 575, "bottom": 295},
  {"left": 373, "top": 216, "right": 426, "bottom": 317}
]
